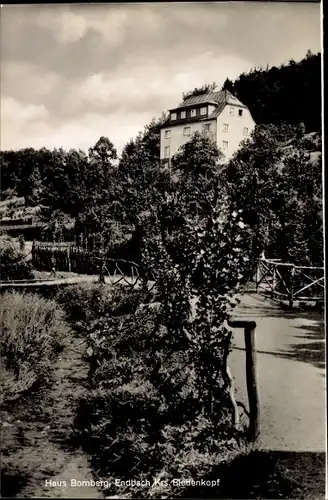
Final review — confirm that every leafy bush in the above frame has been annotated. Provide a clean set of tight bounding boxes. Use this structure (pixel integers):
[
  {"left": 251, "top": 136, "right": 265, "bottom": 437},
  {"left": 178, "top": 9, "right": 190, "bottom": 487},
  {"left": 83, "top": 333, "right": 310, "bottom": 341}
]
[
  {"left": 0, "top": 292, "right": 69, "bottom": 405},
  {"left": 56, "top": 282, "right": 110, "bottom": 326},
  {"left": 56, "top": 282, "right": 151, "bottom": 329},
  {"left": 0, "top": 236, "right": 34, "bottom": 280}
]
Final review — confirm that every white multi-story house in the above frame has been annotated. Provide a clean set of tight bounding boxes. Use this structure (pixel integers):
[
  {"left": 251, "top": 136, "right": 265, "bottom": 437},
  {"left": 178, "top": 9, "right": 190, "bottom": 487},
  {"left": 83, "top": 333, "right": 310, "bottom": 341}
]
[{"left": 160, "top": 90, "right": 256, "bottom": 162}]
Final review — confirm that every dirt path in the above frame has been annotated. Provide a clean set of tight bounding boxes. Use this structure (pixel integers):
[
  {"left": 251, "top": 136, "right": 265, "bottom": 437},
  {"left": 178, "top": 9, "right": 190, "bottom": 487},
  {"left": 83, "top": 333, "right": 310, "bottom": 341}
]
[
  {"left": 1, "top": 331, "right": 104, "bottom": 498},
  {"left": 229, "top": 293, "right": 325, "bottom": 452},
  {"left": 0, "top": 274, "right": 139, "bottom": 289}
]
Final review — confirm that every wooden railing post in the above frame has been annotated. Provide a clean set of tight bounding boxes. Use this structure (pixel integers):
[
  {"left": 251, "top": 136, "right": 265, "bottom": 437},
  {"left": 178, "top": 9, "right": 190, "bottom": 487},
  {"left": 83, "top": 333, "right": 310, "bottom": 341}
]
[
  {"left": 67, "top": 246, "right": 71, "bottom": 272},
  {"left": 32, "top": 239, "right": 36, "bottom": 266},
  {"left": 256, "top": 260, "right": 260, "bottom": 293},
  {"left": 289, "top": 265, "right": 295, "bottom": 308},
  {"left": 228, "top": 319, "right": 260, "bottom": 442},
  {"left": 271, "top": 264, "right": 277, "bottom": 298},
  {"left": 244, "top": 322, "right": 260, "bottom": 441},
  {"left": 98, "top": 257, "right": 105, "bottom": 284}
]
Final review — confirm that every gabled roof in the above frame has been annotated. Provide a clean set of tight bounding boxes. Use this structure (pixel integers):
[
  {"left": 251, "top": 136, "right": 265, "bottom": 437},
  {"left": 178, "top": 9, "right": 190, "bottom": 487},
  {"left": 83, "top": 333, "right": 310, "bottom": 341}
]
[
  {"left": 161, "top": 90, "right": 248, "bottom": 128},
  {"left": 178, "top": 90, "right": 246, "bottom": 109}
]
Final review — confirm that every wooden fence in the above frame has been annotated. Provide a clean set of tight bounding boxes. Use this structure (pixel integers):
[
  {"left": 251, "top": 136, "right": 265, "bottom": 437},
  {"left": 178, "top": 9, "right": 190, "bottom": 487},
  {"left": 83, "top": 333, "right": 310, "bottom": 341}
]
[
  {"left": 31, "top": 241, "right": 148, "bottom": 286},
  {"left": 32, "top": 241, "right": 98, "bottom": 274},
  {"left": 256, "top": 258, "right": 324, "bottom": 306}
]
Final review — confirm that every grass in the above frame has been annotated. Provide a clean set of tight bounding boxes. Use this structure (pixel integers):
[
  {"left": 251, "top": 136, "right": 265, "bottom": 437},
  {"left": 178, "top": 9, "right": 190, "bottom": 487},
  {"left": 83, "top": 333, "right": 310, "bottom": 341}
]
[
  {"left": 0, "top": 290, "right": 99, "bottom": 499},
  {"left": 0, "top": 291, "right": 69, "bottom": 405},
  {"left": 33, "top": 269, "right": 82, "bottom": 280}
]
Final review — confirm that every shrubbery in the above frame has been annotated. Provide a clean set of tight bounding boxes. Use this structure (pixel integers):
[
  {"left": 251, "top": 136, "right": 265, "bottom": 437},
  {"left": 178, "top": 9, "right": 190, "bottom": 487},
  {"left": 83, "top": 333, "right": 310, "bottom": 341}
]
[
  {"left": 56, "top": 282, "right": 113, "bottom": 327},
  {"left": 0, "top": 292, "right": 68, "bottom": 405},
  {"left": 76, "top": 284, "right": 245, "bottom": 497},
  {"left": 0, "top": 236, "right": 34, "bottom": 281},
  {"left": 56, "top": 282, "right": 151, "bottom": 330}
]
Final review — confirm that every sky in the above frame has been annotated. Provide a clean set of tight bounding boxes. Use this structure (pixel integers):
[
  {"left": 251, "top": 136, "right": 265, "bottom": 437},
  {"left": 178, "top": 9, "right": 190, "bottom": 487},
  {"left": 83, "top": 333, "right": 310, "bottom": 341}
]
[{"left": 1, "top": 2, "right": 321, "bottom": 155}]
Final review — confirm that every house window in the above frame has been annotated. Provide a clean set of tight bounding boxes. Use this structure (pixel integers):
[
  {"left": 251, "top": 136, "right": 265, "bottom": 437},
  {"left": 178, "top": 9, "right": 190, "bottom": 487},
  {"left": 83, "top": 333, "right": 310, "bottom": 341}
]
[
  {"left": 200, "top": 107, "right": 207, "bottom": 115},
  {"left": 222, "top": 141, "right": 228, "bottom": 149},
  {"left": 203, "top": 123, "right": 212, "bottom": 131},
  {"left": 164, "top": 146, "right": 170, "bottom": 158},
  {"left": 223, "top": 123, "right": 229, "bottom": 132},
  {"left": 230, "top": 107, "right": 234, "bottom": 115},
  {"left": 171, "top": 112, "right": 177, "bottom": 120},
  {"left": 183, "top": 126, "right": 191, "bottom": 136},
  {"left": 181, "top": 111, "right": 186, "bottom": 119},
  {"left": 190, "top": 109, "right": 196, "bottom": 117},
  {"left": 238, "top": 109, "right": 243, "bottom": 116},
  {"left": 164, "top": 130, "right": 171, "bottom": 139},
  {"left": 243, "top": 127, "right": 249, "bottom": 136}
]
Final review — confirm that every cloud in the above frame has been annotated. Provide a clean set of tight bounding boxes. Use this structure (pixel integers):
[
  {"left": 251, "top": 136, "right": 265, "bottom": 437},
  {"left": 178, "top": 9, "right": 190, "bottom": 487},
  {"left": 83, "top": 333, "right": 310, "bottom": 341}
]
[
  {"left": 35, "top": 7, "right": 129, "bottom": 46},
  {"left": 1, "top": 106, "right": 153, "bottom": 154},
  {"left": 1, "top": 62, "right": 63, "bottom": 104},
  {"left": 58, "top": 50, "right": 253, "bottom": 120},
  {"left": 1, "top": 97, "right": 49, "bottom": 123},
  {"left": 1, "top": 97, "right": 50, "bottom": 151}
]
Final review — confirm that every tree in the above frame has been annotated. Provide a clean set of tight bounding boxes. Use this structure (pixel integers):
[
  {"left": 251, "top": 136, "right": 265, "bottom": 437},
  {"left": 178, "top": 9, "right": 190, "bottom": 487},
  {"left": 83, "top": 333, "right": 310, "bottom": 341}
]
[
  {"left": 0, "top": 148, "right": 43, "bottom": 205},
  {"left": 219, "top": 52, "right": 321, "bottom": 132},
  {"left": 221, "top": 78, "right": 234, "bottom": 93},
  {"left": 224, "top": 123, "right": 323, "bottom": 266},
  {"left": 75, "top": 137, "right": 120, "bottom": 254},
  {"left": 168, "top": 132, "right": 224, "bottom": 242},
  {"left": 118, "top": 117, "right": 169, "bottom": 227},
  {"left": 272, "top": 146, "right": 323, "bottom": 265},
  {"left": 38, "top": 147, "right": 68, "bottom": 211},
  {"left": 88, "top": 137, "right": 117, "bottom": 178},
  {"left": 182, "top": 82, "right": 217, "bottom": 100}
]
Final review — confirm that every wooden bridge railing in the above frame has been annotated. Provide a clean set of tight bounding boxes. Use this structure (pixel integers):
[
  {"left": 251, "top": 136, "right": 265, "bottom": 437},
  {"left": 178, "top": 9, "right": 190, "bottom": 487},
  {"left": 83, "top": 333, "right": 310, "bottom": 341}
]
[
  {"left": 97, "top": 257, "right": 142, "bottom": 287},
  {"left": 256, "top": 257, "right": 324, "bottom": 307}
]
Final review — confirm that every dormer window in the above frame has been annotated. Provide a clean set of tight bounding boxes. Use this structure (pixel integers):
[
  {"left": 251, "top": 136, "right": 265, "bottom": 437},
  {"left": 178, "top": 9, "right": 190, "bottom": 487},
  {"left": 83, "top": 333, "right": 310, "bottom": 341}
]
[
  {"left": 181, "top": 111, "right": 186, "bottom": 119},
  {"left": 190, "top": 109, "right": 196, "bottom": 117},
  {"left": 171, "top": 112, "right": 177, "bottom": 120},
  {"left": 200, "top": 107, "right": 207, "bottom": 115}
]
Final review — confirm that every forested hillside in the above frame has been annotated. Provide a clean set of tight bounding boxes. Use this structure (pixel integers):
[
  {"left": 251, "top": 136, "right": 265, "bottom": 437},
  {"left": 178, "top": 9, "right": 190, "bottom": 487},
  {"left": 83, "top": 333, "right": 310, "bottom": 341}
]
[{"left": 222, "top": 50, "right": 321, "bottom": 132}]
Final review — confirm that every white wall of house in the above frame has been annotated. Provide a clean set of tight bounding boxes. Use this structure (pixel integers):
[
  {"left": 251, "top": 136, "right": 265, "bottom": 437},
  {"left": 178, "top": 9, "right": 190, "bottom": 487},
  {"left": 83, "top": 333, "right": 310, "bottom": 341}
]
[
  {"left": 160, "top": 119, "right": 217, "bottom": 159},
  {"left": 216, "top": 105, "right": 256, "bottom": 160}
]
